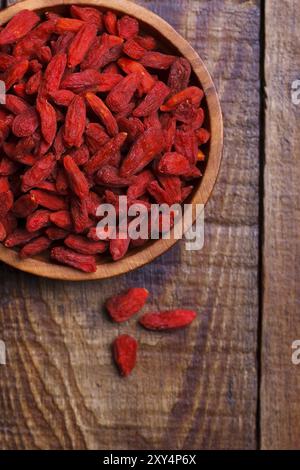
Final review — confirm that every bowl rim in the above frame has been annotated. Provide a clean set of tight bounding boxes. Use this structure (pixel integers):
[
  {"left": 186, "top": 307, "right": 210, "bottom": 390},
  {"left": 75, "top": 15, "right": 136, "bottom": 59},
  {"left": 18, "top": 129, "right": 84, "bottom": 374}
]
[{"left": 0, "top": 0, "right": 223, "bottom": 281}]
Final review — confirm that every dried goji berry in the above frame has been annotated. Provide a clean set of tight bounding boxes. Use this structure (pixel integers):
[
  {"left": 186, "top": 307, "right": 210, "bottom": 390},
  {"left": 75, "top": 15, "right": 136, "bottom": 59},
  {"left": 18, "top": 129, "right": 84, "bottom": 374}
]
[
  {"left": 55, "top": 18, "right": 84, "bottom": 34},
  {"left": 118, "top": 116, "right": 145, "bottom": 143},
  {"left": 46, "top": 227, "right": 69, "bottom": 240},
  {"left": 0, "top": 190, "right": 14, "bottom": 218},
  {"left": 21, "top": 152, "right": 56, "bottom": 192},
  {"left": 5, "top": 94, "right": 31, "bottom": 114},
  {"left": 117, "top": 16, "right": 139, "bottom": 40},
  {"left": 20, "top": 236, "right": 51, "bottom": 259},
  {"left": 118, "top": 58, "right": 155, "bottom": 95},
  {"left": 106, "top": 72, "right": 140, "bottom": 114},
  {"left": 0, "top": 10, "right": 40, "bottom": 46},
  {"left": 196, "top": 128, "right": 210, "bottom": 145},
  {"left": 133, "top": 81, "right": 170, "bottom": 117},
  {"left": 64, "top": 95, "right": 86, "bottom": 148},
  {"left": 65, "top": 234, "right": 107, "bottom": 255},
  {"left": 85, "top": 92, "right": 118, "bottom": 136},
  {"left": 158, "top": 152, "right": 191, "bottom": 176},
  {"left": 12, "top": 193, "right": 38, "bottom": 217},
  {"left": 127, "top": 169, "right": 154, "bottom": 199},
  {"left": 168, "top": 58, "right": 191, "bottom": 95},
  {"left": 139, "top": 309, "right": 197, "bottom": 330},
  {"left": 70, "top": 196, "right": 90, "bottom": 233},
  {"left": 51, "top": 246, "right": 97, "bottom": 273},
  {"left": 26, "top": 70, "right": 42, "bottom": 95},
  {"left": 37, "top": 46, "right": 52, "bottom": 64},
  {"left": 12, "top": 107, "right": 39, "bottom": 138},
  {"left": 70, "top": 5, "right": 103, "bottom": 32},
  {"left": 113, "top": 335, "right": 138, "bottom": 377},
  {"left": 120, "top": 127, "right": 164, "bottom": 177},
  {"left": 123, "top": 38, "right": 146, "bottom": 60},
  {"left": 68, "top": 23, "right": 97, "bottom": 68},
  {"left": 36, "top": 98, "right": 57, "bottom": 145},
  {"left": 50, "top": 89, "right": 75, "bottom": 106},
  {"left": 106, "top": 288, "right": 149, "bottom": 323},
  {"left": 0, "top": 222, "right": 6, "bottom": 242},
  {"left": 26, "top": 209, "right": 51, "bottom": 232},
  {"left": 4, "top": 59, "right": 29, "bottom": 90},
  {"left": 110, "top": 235, "right": 130, "bottom": 261},
  {"left": 174, "top": 129, "right": 198, "bottom": 164},
  {"left": 103, "top": 11, "right": 118, "bottom": 35},
  {"left": 70, "top": 144, "right": 90, "bottom": 167},
  {"left": 30, "top": 189, "right": 68, "bottom": 211},
  {"left": 43, "top": 52, "right": 67, "bottom": 95},
  {"left": 96, "top": 166, "right": 135, "bottom": 188},
  {"left": 85, "top": 123, "right": 109, "bottom": 153},
  {"left": 0, "top": 52, "right": 16, "bottom": 71},
  {"left": 140, "top": 51, "right": 176, "bottom": 70},
  {"left": 50, "top": 210, "right": 73, "bottom": 231},
  {"left": 161, "top": 86, "right": 204, "bottom": 112},
  {"left": 135, "top": 35, "right": 157, "bottom": 51},
  {"left": 5, "top": 228, "right": 41, "bottom": 248},
  {"left": 85, "top": 132, "right": 127, "bottom": 175},
  {"left": 63, "top": 155, "right": 89, "bottom": 199}
]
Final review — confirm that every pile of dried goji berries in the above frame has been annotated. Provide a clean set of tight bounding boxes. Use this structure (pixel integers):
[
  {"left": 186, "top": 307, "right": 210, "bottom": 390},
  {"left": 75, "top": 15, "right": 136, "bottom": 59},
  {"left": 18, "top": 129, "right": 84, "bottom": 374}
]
[
  {"left": 106, "top": 288, "right": 197, "bottom": 376},
  {"left": 0, "top": 6, "right": 210, "bottom": 272}
]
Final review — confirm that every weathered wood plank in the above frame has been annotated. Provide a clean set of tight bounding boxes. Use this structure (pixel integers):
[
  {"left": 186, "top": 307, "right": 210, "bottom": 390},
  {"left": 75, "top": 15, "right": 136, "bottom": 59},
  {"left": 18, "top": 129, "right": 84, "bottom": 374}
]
[
  {"left": 261, "top": 0, "right": 300, "bottom": 450},
  {"left": 0, "top": 0, "right": 261, "bottom": 449}
]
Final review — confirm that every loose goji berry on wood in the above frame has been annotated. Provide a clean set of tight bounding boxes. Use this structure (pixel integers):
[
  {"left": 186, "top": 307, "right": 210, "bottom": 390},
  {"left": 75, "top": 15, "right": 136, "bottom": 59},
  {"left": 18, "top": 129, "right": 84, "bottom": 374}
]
[
  {"left": 113, "top": 334, "right": 138, "bottom": 377},
  {"left": 106, "top": 287, "right": 149, "bottom": 323},
  {"left": 139, "top": 309, "right": 197, "bottom": 330}
]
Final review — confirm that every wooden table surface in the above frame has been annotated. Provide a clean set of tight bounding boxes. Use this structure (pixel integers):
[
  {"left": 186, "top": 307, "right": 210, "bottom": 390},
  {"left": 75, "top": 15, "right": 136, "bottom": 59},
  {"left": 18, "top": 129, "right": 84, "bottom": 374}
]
[{"left": 0, "top": 0, "right": 299, "bottom": 450}]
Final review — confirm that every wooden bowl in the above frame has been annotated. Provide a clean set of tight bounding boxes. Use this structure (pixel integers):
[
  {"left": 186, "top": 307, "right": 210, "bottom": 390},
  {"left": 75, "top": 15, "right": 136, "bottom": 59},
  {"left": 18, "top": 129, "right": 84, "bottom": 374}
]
[{"left": 0, "top": 0, "right": 223, "bottom": 281}]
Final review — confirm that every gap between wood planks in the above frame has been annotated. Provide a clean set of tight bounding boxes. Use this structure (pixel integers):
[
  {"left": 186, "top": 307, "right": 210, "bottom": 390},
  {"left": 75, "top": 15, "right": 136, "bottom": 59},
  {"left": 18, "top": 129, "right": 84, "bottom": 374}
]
[{"left": 257, "top": 0, "right": 266, "bottom": 451}]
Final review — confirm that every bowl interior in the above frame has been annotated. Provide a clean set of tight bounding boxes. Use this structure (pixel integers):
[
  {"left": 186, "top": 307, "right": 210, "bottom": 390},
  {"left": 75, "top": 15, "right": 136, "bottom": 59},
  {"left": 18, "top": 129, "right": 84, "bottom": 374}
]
[{"left": 0, "top": 0, "right": 223, "bottom": 281}]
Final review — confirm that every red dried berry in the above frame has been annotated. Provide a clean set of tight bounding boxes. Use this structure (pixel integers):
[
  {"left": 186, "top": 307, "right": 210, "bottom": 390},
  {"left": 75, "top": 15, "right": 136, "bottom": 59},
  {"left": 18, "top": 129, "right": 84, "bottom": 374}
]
[
  {"left": 51, "top": 246, "right": 97, "bottom": 273},
  {"left": 140, "top": 309, "right": 197, "bottom": 330},
  {"left": 20, "top": 236, "right": 51, "bottom": 259},
  {"left": 113, "top": 335, "right": 138, "bottom": 377},
  {"left": 106, "top": 288, "right": 149, "bottom": 323}
]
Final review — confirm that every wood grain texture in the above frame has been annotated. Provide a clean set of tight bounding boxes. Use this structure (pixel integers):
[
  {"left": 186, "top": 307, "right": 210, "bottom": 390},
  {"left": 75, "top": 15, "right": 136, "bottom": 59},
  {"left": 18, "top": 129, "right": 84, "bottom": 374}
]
[
  {"left": 261, "top": 0, "right": 300, "bottom": 450},
  {"left": 0, "top": 0, "right": 261, "bottom": 449}
]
